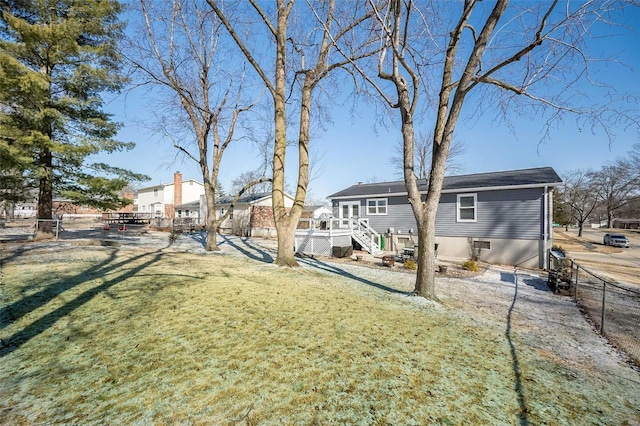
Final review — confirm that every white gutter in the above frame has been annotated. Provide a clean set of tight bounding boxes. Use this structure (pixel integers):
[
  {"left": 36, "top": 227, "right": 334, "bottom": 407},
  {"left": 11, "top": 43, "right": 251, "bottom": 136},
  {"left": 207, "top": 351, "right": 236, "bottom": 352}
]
[{"left": 543, "top": 185, "right": 549, "bottom": 269}]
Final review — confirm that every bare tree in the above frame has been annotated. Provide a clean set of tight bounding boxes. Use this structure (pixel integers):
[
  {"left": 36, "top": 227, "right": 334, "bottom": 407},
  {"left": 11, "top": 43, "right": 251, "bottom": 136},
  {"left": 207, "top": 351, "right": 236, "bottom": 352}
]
[
  {"left": 616, "top": 197, "right": 640, "bottom": 220},
  {"left": 208, "top": 0, "right": 379, "bottom": 266},
  {"left": 231, "top": 170, "right": 272, "bottom": 195},
  {"left": 350, "top": 0, "right": 639, "bottom": 299},
  {"left": 591, "top": 163, "right": 640, "bottom": 228},
  {"left": 620, "top": 143, "right": 640, "bottom": 187},
  {"left": 389, "top": 130, "right": 466, "bottom": 179},
  {"left": 128, "top": 0, "right": 268, "bottom": 251},
  {"left": 561, "top": 169, "right": 602, "bottom": 237}
]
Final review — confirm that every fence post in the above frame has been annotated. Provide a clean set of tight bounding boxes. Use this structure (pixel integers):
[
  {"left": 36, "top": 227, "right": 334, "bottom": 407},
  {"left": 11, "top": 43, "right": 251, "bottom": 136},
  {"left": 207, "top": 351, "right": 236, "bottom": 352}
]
[
  {"left": 573, "top": 260, "right": 579, "bottom": 301},
  {"left": 600, "top": 280, "right": 606, "bottom": 335}
]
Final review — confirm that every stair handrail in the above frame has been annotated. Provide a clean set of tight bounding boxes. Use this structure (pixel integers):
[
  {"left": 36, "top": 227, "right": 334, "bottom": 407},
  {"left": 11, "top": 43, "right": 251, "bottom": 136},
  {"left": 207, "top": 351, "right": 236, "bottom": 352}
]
[{"left": 349, "top": 217, "right": 381, "bottom": 253}]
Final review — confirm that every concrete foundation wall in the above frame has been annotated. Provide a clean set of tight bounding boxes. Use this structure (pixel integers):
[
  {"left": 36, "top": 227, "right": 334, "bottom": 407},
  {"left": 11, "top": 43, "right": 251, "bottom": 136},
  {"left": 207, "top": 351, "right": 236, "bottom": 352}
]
[
  {"left": 250, "top": 227, "right": 278, "bottom": 239},
  {"left": 389, "top": 235, "right": 541, "bottom": 269}
]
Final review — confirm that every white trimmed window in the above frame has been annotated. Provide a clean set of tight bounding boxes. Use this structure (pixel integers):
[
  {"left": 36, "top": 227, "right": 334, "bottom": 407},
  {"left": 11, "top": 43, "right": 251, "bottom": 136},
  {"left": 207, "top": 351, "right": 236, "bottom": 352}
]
[
  {"left": 367, "top": 198, "right": 387, "bottom": 215},
  {"left": 457, "top": 193, "right": 477, "bottom": 222}
]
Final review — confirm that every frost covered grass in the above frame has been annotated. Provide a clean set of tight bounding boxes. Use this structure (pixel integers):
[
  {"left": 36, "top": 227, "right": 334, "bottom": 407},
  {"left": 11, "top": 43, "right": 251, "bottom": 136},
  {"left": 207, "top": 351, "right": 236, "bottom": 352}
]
[{"left": 1, "top": 245, "right": 639, "bottom": 425}]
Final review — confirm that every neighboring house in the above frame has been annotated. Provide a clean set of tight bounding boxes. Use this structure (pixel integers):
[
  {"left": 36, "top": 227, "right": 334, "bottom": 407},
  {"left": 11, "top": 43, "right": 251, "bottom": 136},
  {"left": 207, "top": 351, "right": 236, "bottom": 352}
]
[
  {"left": 176, "top": 192, "right": 295, "bottom": 238},
  {"left": 214, "top": 192, "right": 295, "bottom": 238},
  {"left": 136, "top": 172, "right": 205, "bottom": 218},
  {"left": 589, "top": 219, "right": 609, "bottom": 229},
  {"left": 302, "top": 205, "right": 333, "bottom": 219},
  {"left": 175, "top": 199, "right": 202, "bottom": 222},
  {"left": 326, "top": 167, "right": 562, "bottom": 269},
  {"left": 612, "top": 218, "right": 640, "bottom": 229},
  {"left": 11, "top": 201, "right": 37, "bottom": 218},
  {"left": 53, "top": 199, "right": 104, "bottom": 218},
  {"left": 10, "top": 191, "right": 135, "bottom": 220}
]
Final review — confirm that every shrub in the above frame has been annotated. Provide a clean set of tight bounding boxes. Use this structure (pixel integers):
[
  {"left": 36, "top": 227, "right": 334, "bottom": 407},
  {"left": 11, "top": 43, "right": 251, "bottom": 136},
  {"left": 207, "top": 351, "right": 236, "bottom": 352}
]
[
  {"left": 551, "top": 245, "right": 566, "bottom": 255},
  {"left": 404, "top": 259, "right": 417, "bottom": 270},
  {"left": 169, "top": 229, "right": 181, "bottom": 244},
  {"left": 462, "top": 260, "right": 479, "bottom": 272}
]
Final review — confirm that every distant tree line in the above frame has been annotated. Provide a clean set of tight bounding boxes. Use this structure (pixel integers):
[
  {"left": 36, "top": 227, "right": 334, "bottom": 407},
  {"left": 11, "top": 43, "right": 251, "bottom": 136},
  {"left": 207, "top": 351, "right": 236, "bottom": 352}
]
[{"left": 555, "top": 143, "right": 640, "bottom": 236}]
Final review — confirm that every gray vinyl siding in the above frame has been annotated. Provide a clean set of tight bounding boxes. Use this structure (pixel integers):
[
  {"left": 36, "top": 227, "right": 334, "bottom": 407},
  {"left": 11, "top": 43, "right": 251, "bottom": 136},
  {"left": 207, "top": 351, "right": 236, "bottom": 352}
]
[
  {"left": 369, "top": 196, "right": 416, "bottom": 233},
  {"left": 435, "top": 188, "right": 542, "bottom": 240},
  {"left": 333, "top": 187, "right": 543, "bottom": 240},
  {"left": 332, "top": 196, "right": 418, "bottom": 234}
]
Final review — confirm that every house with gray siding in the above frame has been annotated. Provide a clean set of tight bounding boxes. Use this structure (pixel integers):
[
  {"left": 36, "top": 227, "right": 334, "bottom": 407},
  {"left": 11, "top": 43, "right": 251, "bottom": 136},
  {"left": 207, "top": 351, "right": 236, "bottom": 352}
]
[{"left": 326, "top": 167, "right": 562, "bottom": 269}]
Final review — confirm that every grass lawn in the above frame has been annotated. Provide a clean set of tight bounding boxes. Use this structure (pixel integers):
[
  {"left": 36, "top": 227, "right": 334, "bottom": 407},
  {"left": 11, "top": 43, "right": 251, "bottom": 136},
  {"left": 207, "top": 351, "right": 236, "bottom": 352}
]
[{"left": 1, "top": 244, "right": 639, "bottom": 424}]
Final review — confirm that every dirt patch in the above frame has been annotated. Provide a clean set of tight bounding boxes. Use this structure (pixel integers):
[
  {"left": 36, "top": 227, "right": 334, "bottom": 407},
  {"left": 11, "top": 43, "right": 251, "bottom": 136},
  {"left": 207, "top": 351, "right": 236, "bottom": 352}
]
[
  {"left": 317, "top": 252, "right": 488, "bottom": 280},
  {"left": 573, "top": 259, "right": 640, "bottom": 288}
]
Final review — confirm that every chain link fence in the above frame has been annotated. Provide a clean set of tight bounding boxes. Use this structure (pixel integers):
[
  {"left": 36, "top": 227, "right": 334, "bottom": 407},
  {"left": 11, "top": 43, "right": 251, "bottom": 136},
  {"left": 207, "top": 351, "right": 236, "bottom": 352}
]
[{"left": 572, "top": 261, "right": 640, "bottom": 366}]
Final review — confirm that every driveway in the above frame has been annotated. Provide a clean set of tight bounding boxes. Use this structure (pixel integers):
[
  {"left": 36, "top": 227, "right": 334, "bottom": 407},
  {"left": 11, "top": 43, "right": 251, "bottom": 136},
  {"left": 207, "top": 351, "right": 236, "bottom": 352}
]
[{"left": 566, "top": 227, "right": 640, "bottom": 268}]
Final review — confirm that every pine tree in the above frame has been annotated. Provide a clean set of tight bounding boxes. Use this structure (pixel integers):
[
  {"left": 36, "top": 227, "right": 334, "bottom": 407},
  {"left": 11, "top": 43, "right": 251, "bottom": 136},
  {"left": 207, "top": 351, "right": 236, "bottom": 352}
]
[{"left": 0, "top": 0, "right": 146, "bottom": 233}]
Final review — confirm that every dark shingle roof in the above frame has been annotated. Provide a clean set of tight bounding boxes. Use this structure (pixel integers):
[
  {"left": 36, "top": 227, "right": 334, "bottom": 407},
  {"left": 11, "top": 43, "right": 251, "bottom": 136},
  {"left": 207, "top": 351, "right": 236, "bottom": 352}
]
[
  {"left": 216, "top": 192, "right": 272, "bottom": 205},
  {"left": 175, "top": 200, "right": 200, "bottom": 209},
  {"left": 328, "top": 167, "right": 562, "bottom": 199}
]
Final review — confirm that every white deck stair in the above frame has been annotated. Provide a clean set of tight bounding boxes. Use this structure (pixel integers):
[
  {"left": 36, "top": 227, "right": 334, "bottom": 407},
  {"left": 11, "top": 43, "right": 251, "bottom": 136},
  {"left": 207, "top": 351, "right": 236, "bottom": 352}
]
[{"left": 349, "top": 218, "right": 383, "bottom": 255}]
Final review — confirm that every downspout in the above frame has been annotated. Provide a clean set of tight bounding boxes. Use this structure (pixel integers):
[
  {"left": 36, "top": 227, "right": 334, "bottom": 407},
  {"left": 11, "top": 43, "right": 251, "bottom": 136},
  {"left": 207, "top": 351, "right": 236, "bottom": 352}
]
[{"left": 543, "top": 185, "right": 549, "bottom": 269}]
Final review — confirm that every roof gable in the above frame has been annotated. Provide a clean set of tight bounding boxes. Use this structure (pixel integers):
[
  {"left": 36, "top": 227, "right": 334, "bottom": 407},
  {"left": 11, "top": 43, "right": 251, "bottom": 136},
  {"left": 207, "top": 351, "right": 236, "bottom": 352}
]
[
  {"left": 328, "top": 167, "right": 562, "bottom": 199},
  {"left": 138, "top": 179, "right": 204, "bottom": 193}
]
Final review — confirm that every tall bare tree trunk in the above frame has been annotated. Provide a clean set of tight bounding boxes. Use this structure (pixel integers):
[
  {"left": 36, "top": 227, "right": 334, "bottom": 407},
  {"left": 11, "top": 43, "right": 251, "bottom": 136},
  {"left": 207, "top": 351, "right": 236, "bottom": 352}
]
[
  {"left": 209, "top": 0, "right": 372, "bottom": 266},
  {"left": 203, "top": 180, "right": 219, "bottom": 251},
  {"left": 271, "top": 3, "right": 298, "bottom": 266}
]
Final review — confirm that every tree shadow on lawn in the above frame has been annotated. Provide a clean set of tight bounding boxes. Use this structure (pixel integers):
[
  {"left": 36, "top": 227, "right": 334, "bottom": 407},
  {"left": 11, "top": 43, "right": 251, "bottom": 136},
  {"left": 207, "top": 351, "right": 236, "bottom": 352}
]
[
  {"left": 501, "top": 271, "right": 549, "bottom": 292},
  {"left": 184, "top": 230, "right": 207, "bottom": 247},
  {"left": 501, "top": 270, "right": 534, "bottom": 426},
  {"left": 218, "top": 235, "right": 275, "bottom": 264},
  {"left": 0, "top": 244, "right": 42, "bottom": 266},
  {"left": 297, "top": 256, "right": 410, "bottom": 296},
  {"left": 0, "top": 249, "right": 168, "bottom": 357}
]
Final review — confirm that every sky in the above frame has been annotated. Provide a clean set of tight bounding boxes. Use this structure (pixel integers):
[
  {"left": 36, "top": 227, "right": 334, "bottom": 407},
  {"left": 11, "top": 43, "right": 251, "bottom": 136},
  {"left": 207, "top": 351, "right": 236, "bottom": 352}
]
[{"left": 99, "top": 3, "right": 640, "bottom": 203}]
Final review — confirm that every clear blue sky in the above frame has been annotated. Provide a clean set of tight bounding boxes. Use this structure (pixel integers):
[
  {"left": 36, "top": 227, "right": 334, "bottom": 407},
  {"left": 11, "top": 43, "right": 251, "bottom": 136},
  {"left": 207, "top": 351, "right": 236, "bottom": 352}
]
[{"left": 99, "top": 4, "right": 640, "bottom": 203}]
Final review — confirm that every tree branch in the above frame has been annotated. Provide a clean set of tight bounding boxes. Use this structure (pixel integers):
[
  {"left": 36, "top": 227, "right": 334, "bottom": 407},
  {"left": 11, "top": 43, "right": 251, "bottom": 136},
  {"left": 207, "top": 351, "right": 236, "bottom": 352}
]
[{"left": 206, "top": 0, "right": 275, "bottom": 96}]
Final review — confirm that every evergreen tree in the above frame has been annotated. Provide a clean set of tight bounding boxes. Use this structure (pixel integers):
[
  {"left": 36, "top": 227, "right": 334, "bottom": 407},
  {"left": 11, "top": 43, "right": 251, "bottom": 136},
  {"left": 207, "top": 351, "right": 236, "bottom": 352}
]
[
  {"left": 215, "top": 180, "right": 226, "bottom": 198},
  {"left": 553, "top": 189, "right": 573, "bottom": 231},
  {"left": 0, "top": 113, "right": 34, "bottom": 209},
  {"left": 0, "top": 0, "right": 147, "bottom": 233}
]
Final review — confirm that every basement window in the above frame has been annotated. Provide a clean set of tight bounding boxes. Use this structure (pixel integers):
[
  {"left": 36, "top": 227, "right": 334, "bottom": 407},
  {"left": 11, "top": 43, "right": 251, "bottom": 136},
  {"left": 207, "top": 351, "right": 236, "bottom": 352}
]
[{"left": 473, "top": 240, "right": 491, "bottom": 250}]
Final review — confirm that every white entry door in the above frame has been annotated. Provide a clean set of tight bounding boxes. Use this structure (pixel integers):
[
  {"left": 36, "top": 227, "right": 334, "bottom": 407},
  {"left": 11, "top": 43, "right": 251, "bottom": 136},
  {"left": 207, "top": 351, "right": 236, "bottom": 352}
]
[{"left": 339, "top": 202, "right": 360, "bottom": 227}]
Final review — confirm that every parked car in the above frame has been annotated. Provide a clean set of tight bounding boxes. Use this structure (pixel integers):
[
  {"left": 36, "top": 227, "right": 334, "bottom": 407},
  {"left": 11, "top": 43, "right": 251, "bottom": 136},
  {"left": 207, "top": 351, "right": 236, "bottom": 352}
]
[{"left": 603, "top": 233, "right": 630, "bottom": 248}]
